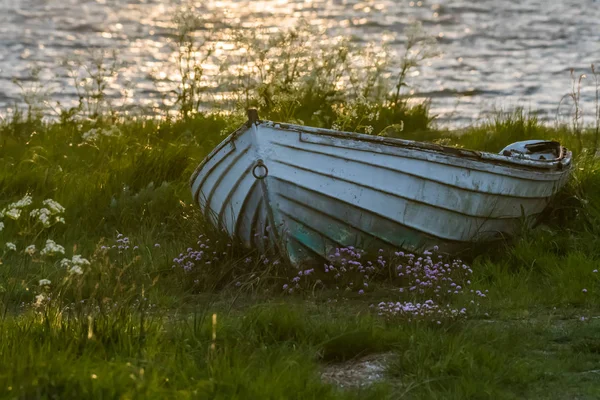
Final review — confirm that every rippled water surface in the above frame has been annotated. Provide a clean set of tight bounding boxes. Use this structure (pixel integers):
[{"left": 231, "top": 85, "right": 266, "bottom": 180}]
[{"left": 1, "top": 0, "right": 599, "bottom": 126}]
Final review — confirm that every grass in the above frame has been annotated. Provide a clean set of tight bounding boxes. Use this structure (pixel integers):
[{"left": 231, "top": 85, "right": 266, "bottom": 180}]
[
  {"left": 1, "top": 107, "right": 600, "bottom": 399},
  {"left": 2, "top": 22, "right": 600, "bottom": 398}
]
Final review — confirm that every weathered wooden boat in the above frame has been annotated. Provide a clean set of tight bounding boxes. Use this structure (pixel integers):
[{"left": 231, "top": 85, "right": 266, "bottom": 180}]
[{"left": 190, "top": 110, "right": 572, "bottom": 265}]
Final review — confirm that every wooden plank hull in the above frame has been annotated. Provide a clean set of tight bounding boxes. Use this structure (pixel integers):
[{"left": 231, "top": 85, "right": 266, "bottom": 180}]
[{"left": 190, "top": 117, "right": 572, "bottom": 265}]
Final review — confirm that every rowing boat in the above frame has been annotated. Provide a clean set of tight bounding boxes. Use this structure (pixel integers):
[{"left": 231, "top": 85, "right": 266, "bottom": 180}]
[{"left": 190, "top": 110, "right": 572, "bottom": 265}]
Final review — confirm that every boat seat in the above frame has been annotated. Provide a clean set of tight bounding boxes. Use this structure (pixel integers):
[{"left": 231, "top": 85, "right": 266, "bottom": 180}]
[{"left": 500, "top": 140, "right": 561, "bottom": 161}]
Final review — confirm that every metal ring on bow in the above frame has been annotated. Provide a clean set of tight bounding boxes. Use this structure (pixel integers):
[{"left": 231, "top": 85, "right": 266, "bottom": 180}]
[{"left": 252, "top": 159, "right": 268, "bottom": 180}]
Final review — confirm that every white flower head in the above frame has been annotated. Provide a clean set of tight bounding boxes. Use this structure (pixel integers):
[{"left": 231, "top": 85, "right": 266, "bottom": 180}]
[
  {"left": 0, "top": 221, "right": 4, "bottom": 231},
  {"left": 103, "top": 126, "right": 121, "bottom": 138},
  {"left": 4, "top": 208, "right": 21, "bottom": 220},
  {"left": 40, "top": 239, "right": 65, "bottom": 256},
  {"left": 5, "top": 242, "right": 16, "bottom": 251},
  {"left": 8, "top": 195, "right": 33, "bottom": 209},
  {"left": 62, "top": 254, "right": 90, "bottom": 275},
  {"left": 82, "top": 126, "right": 121, "bottom": 142},
  {"left": 25, "top": 244, "right": 36, "bottom": 255},
  {"left": 39, "top": 279, "right": 51, "bottom": 286},
  {"left": 42, "top": 199, "right": 65, "bottom": 214},
  {"left": 82, "top": 128, "right": 100, "bottom": 141},
  {"left": 30, "top": 208, "right": 54, "bottom": 227},
  {"left": 34, "top": 293, "right": 47, "bottom": 307},
  {"left": 68, "top": 265, "right": 83, "bottom": 275},
  {"left": 71, "top": 255, "right": 91, "bottom": 266}
]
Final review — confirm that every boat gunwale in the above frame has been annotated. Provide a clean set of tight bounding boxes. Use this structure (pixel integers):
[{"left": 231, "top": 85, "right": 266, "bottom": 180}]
[
  {"left": 271, "top": 141, "right": 563, "bottom": 196},
  {"left": 189, "top": 118, "right": 573, "bottom": 190},
  {"left": 271, "top": 163, "right": 547, "bottom": 219},
  {"left": 269, "top": 121, "right": 572, "bottom": 172}
]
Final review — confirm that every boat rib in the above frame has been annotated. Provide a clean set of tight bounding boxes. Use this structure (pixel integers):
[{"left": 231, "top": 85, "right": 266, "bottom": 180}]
[
  {"left": 202, "top": 145, "right": 251, "bottom": 222},
  {"left": 272, "top": 141, "right": 561, "bottom": 196},
  {"left": 273, "top": 179, "right": 465, "bottom": 245},
  {"left": 271, "top": 157, "right": 542, "bottom": 220}
]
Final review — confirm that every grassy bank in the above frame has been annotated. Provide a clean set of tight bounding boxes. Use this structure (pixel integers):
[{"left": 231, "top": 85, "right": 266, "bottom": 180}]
[{"left": 1, "top": 106, "right": 600, "bottom": 399}]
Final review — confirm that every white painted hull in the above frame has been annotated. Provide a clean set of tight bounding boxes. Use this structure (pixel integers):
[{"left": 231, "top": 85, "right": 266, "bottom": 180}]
[{"left": 190, "top": 115, "right": 572, "bottom": 265}]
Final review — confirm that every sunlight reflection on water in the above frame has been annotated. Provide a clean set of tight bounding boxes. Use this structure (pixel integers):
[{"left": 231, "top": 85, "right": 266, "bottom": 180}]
[{"left": 0, "top": 0, "right": 599, "bottom": 127}]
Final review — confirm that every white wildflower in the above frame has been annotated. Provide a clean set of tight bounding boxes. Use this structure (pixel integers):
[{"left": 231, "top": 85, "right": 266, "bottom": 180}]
[
  {"left": 61, "top": 255, "right": 90, "bottom": 267},
  {"left": 364, "top": 125, "right": 374, "bottom": 134},
  {"left": 39, "top": 279, "right": 51, "bottom": 286},
  {"left": 8, "top": 194, "right": 33, "bottom": 209},
  {"left": 42, "top": 199, "right": 65, "bottom": 214},
  {"left": 24, "top": 244, "right": 36, "bottom": 255},
  {"left": 5, "top": 242, "right": 16, "bottom": 251},
  {"left": 0, "top": 221, "right": 4, "bottom": 231},
  {"left": 4, "top": 208, "right": 21, "bottom": 220},
  {"left": 71, "top": 255, "right": 90, "bottom": 266},
  {"left": 105, "top": 126, "right": 121, "bottom": 137},
  {"left": 82, "top": 126, "right": 122, "bottom": 142},
  {"left": 40, "top": 239, "right": 65, "bottom": 256},
  {"left": 29, "top": 201, "right": 64, "bottom": 227},
  {"left": 2, "top": 195, "right": 32, "bottom": 218},
  {"left": 61, "top": 255, "right": 90, "bottom": 275},
  {"left": 68, "top": 265, "right": 83, "bottom": 275},
  {"left": 34, "top": 293, "right": 46, "bottom": 307},
  {"left": 82, "top": 128, "right": 100, "bottom": 141},
  {"left": 30, "top": 208, "right": 52, "bottom": 227}
]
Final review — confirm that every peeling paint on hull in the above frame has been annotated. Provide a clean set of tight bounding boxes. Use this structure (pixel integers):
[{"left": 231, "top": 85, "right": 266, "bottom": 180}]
[{"left": 190, "top": 115, "right": 572, "bottom": 265}]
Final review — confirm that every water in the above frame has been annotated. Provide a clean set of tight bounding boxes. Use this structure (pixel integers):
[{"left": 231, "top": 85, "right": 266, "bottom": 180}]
[{"left": 0, "top": 0, "right": 599, "bottom": 127}]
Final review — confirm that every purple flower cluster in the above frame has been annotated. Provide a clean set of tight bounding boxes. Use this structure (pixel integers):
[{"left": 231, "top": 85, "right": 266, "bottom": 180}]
[
  {"left": 115, "top": 234, "right": 130, "bottom": 250},
  {"left": 375, "top": 300, "right": 467, "bottom": 322},
  {"left": 391, "top": 251, "right": 474, "bottom": 301},
  {"left": 322, "top": 246, "right": 373, "bottom": 292},
  {"left": 283, "top": 246, "right": 477, "bottom": 298},
  {"left": 100, "top": 233, "right": 140, "bottom": 255},
  {"left": 283, "top": 268, "right": 317, "bottom": 294},
  {"left": 172, "top": 234, "right": 219, "bottom": 272},
  {"left": 281, "top": 245, "right": 489, "bottom": 323}
]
